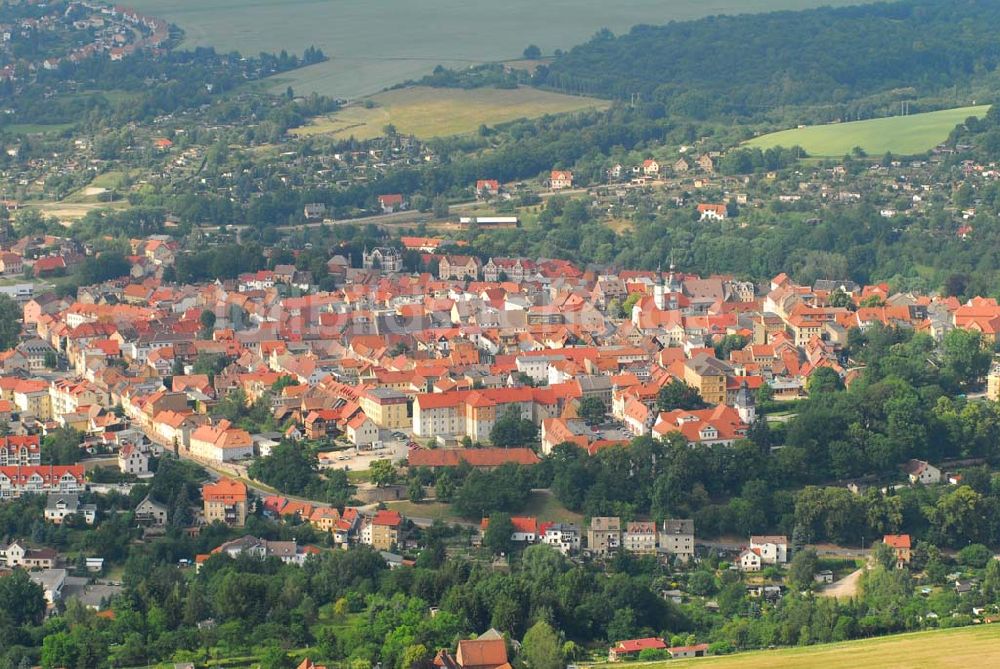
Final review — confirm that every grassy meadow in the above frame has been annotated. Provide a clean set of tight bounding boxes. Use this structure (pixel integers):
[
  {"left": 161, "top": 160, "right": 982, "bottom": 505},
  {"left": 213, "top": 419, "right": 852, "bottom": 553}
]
[
  {"left": 124, "top": 0, "right": 876, "bottom": 99},
  {"left": 292, "top": 86, "right": 609, "bottom": 140},
  {"left": 746, "top": 105, "right": 990, "bottom": 157},
  {"left": 600, "top": 625, "right": 1000, "bottom": 669}
]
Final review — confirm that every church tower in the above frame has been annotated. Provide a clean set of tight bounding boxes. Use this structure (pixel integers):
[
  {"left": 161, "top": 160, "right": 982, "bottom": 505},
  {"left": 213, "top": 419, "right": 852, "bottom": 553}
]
[{"left": 735, "top": 379, "right": 756, "bottom": 424}]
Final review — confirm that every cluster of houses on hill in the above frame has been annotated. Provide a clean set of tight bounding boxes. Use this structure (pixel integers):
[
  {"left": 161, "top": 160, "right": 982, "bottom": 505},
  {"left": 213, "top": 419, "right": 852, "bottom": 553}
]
[
  {"left": 477, "top": 514, "right": 697, "bottom": 562},
  {"left": 200, "top": 477, "right": 405, "bottom": 553},
  {"left": 0, "top": 2, "right": 170, "bottom": 82}
]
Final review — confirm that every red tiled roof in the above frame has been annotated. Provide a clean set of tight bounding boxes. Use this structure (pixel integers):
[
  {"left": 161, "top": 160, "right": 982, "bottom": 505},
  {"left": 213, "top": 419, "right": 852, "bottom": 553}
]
[
  {"left": 615, "top": 638, "right": 666, "bottom": 654},
  {"left": 408, "top": 447, "right": 540, "bottom": 468}
]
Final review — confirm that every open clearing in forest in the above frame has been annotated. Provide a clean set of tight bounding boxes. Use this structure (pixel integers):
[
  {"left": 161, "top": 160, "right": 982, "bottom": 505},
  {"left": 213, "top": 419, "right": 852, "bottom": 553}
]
[
  {"left": 291, "top": 86, "right": 608, "bottom": 140},
  {"left": 745, "top": 105, "right": 990, "bottom": 157}
]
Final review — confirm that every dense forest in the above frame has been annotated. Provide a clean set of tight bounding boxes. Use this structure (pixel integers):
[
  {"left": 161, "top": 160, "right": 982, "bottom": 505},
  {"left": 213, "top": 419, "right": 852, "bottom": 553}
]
[{"left": 538, "top": 0, "right": 1000, "bottom": 120}]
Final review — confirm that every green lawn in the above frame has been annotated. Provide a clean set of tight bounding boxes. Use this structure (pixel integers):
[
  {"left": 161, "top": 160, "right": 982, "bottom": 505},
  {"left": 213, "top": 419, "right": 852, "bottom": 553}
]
[
  {"left": 387, "top": 490, "right": 581, "bottom": 524},
  {"left": 745, "top": 105, "right": 990, "bottom": 157},
  {"left": 125, "top": 0, "right": 875, "bottom": 99},
  {"left": 2, "top": 123, "right": 75, "bottom": 136},
  {"left": 598, "top": 625, "right": 1000, "bottom": 669}
]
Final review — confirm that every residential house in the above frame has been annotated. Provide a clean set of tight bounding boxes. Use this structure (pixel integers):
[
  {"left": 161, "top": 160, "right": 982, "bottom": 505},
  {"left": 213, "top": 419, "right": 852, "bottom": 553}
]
[
  {"left": 29, "top": 568, "right": 67, "bottom": 604},
  {"left": 624, "top": 521, "right": 658, "bottom": 554},
  {"left": 368, "top": 510, "right": 402, "bottom": 551},
  {"left": 378, "top": 194, "right": 405, "bottom": 213},
  {"left": 308, "top": 507, "right": 341, "bottom": 534},
  {"left": 0, "top": 435, "right": 41, "bottom": 466},
  {"left": 652, "top": 405, "right": 748, "bottom": 446},
  {"left": 476, "top": 180, "right": 500, "bottom": 198},
  {"left": 0, "top": 465, "right": 86, "bottom": 498},
  {"left": 433, "top": 630, "right": 510, "bottom": 669},
  {"left": 118, "top": 443, "right": 150, "bottom": 475},
  {"left": 608, "top": 638, "right": 667, "bottom": 662},
  {"left": 541, "top": 523, "right": 581, "bottom": 555},
  {"left": 0, "top": 541, "right": 58, "bottom": 569},
  {"left": 550, "top": 170, "right": 573, "bottom": 189},
  {"left": 749, "top": 535, "right": 788, "bottom": 564},
  {"left": 738, "top": 548, "right": 762, "bottom": 571},
  {"left": 587, "top": 516, "right": 622, "bottom": 555},
  {"left": 697, "top": 203, "right": 727, "bottom": 221},
  {"left": 345, "top": 413, "right": 379, "bottom": 448},
  {"left": 883, "top": 534, "right": 911, "bottom": 568},
  {"left": 659, "top": 519, "right": 695, "bottom": 561},
  {"left": 904, "top": 459, "right": 941, "bottom": 485},
  {"left": 202, "top": 478, "right": 248, "bottom": 527},
  {"left": 481, "top": 515, "right": 541, "bottom": 544},
  {"left": 44, "top": 493, "right": 96, "bottom": 525},
  {"left": 0, "top": 252, "right": 23, "bottom": 275},
  {"left": 135, "top": 495, "right": 169, "bottom": 526}
]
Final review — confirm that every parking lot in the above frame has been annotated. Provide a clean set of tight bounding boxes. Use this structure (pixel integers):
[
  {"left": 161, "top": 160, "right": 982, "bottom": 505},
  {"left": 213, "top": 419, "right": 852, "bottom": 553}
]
[{"left": 317, "top": 430, "right": 414, "bottom": 473}]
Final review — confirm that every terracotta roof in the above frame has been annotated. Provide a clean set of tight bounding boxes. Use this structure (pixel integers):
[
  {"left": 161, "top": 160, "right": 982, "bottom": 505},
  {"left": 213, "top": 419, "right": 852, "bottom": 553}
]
[
  {"left": 614, "top": 638, "right": 666, "bottom": 653},
  {"left": 202, "top": 478, "right": 247, "bottom": 503},
  {"left": 408, "top": 447, "right": 540, "bottom": 468},
  {"left": 456, "top": 638, "right": 509, "bottom": 669},
  {"left": 883, "top": 534, "right": 911, "bottom": 549}
]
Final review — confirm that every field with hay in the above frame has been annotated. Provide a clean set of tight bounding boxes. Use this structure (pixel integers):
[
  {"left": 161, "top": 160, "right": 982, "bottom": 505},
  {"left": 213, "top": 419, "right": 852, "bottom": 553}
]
[
  {"left": 598, "top": 625, "right": 1000, "bottom": 669},
  {"left": 291, "top": 86, "right": 608, "bottom": 140}
]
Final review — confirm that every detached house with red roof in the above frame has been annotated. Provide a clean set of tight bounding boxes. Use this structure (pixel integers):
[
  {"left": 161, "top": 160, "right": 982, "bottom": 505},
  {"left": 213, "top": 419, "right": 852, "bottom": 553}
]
[
  {"left": 480, "top": 515, "right": 545, "bottom": 543},
  {"left": 697, "top": 203, "right": 728, "bottom": 221},
  {"left": 883, "top": 534, "right": 911, "bottom": 568},
  {"left": 608, "top": 638, "right": 667, "bottom": 662},
  {"left": 475, "top": 179, "right": 500, "bottom": 198},
  {"left": 378, "top": 193, "right": 405, "bottom": 213},
  {"left": 434, "top": 630, "right": 511, "bottom": 669},
  {"left": 550, "top": 170, "right": 573, "bottom": 189}
]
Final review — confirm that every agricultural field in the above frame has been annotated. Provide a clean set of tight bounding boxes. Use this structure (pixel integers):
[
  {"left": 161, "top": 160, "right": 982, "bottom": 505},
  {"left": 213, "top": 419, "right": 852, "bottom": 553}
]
[
  {"left": 607, "top": 625, "right": 1000, "bottom": 669},
  {"left": 746, "top": 105, "right": 990, "bottom": 157},
  {"left": 292, "top": 86, "right": 609, "bottom": 140},
  {"left": 124, "top": 0, "right": 874, "bottom": 99}
]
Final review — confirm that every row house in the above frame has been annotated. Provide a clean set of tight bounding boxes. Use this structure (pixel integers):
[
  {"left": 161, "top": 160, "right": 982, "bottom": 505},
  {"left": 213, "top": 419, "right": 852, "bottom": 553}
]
[
  {"left": 651, "top": 405, "right": 750, "bottom": 446},
  {"left": 482, "top": 257, "right": 536, "bottom": 283},
  {"left": 439, "top": 255, "right": 481, "bottom": 281},
  {"left": 587, "top": 517, "right": 695, "bottom": 561},
  {"left": 0, "top": 435, "right": 41, "bottom": 466},
  {"left": 412, "top": 384, "right": 577, "bottom": 442},
  {"left": 49, "top": 378, "right": 108, "bottom": 416},
  {"left": 0, "top": 465, "right": 86, "bottom": 499}
]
